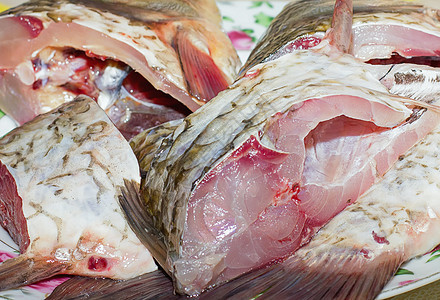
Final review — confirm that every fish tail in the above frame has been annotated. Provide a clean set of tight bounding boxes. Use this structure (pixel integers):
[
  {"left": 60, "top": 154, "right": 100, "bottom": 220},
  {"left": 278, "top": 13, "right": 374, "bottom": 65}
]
[
  {"left": 47, "top": 270, "right": 179, "bottom": 300},
  {"left": 174, "top": 27, "right": 230, "bottom": 103},
  {"left": 200, "top": 247, "right": 404, "bottom": 300},
  {"left": 0, "top": 254, "right": 68, "bottom": 290},
  {"left": 327, "top": 0, "right": 353, "bottom": 53}
]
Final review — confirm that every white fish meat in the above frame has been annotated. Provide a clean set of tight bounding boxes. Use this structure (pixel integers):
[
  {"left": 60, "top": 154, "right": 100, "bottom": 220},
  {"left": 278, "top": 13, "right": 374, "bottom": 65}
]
[
  {"left": 200, "top": 101, "right": 440, "bottom": 300},
  {"left": 46, "top": 0, "right": 440, "bottom": 298},
  {"left": 0, "top": 97, "right": 156, "bottom": 291},
  {"left": 0, "top": 0, "right": 240, "bottom": 139},
  {"left": 122, "top": 3, "right": 440, "bottom": 297}
]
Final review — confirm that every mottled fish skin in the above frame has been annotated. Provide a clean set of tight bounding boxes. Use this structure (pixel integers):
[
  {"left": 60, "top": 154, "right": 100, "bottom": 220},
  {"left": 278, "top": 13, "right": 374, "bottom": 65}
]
[
  {"left": 199, "top": 108, "right": 440, "bottom": 300},
  {"left": 0, "top": 0, "right": 240, "bottom": 125},
  {"left": 241, "top": 0, "right": 438, "bottom": 74},
  {"left": 0, "top": 97, "right": 156, "bottom": 291},
  {"left": 127, "top": 45, "right": 433, "bottom": 295}
]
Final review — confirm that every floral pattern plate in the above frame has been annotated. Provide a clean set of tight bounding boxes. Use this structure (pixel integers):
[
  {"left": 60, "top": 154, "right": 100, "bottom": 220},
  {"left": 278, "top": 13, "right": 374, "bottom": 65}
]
[{"left": 1, "top": 0, "right": 440, "bottom": 299}]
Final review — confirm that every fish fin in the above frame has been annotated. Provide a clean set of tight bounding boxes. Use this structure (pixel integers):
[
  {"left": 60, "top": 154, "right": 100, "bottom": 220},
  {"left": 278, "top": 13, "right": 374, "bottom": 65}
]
[
  {"left": 200, "top": 247, "right": 404, "bottom": 300},
  {"left": 0, "top": 254, "right": 68, "bottom": 291},
  {"left": 119, "top": 179, "right": 170, "bottom": 274},
  {"left": 46, "top": 276, "right": 116, "bottom": 300},
  {"left": 47, "top": 270, "right": 178, "bottom": 300},
  {"left": 174, "top": 29, "right": 230, "bottom": 104},
  {"left": 326, "top": 0, "right": 353, "bottom": 53}
]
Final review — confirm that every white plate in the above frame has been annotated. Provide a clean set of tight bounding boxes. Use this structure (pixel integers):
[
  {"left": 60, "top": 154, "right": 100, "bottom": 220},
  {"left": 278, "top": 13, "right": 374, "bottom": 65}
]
[{"left": 1, "top": 0, "right": 440, "bottom": 299}]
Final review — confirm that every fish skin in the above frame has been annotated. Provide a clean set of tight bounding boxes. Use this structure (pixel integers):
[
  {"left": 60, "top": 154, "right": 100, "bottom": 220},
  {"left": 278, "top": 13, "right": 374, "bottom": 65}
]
[
  {"left": 193, "top": 1, "right": 440, "bottom": 297},
  {"left": 199, "top": 108, "right": 440, "bottom": 300},
  {"left": 0, "top": 0, "right": 239, "bottom": 130},
  {"left": 124, "top": 0, "right": 440, "bottom": 295},
  {"left": 241, "top": 0, "right": 437, "bottom": 74},
  {"left": 137, "top": 49, "right": 409, "bottom": 254},
  {"left": 45, "top": 178, "right": 181, "bottom": 300},
  {"left": 126, "top": 42, "right": 440, "bottom": 296},
  {"left": 46, "top": 1, "right": 440, "bottom": 298},
  {"left": 0, "top": 96, "right": 156, "bottom": 291}
]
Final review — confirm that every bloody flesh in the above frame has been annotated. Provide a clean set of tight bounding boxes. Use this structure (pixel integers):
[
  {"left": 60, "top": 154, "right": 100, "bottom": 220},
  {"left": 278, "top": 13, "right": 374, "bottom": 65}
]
[
  {"left": 366, "top": 52, "right": 440, "bottom": 68},
  {"left": 13, "top": 16, "right": 43, "bottom": 38},
  {"left": 29, "top": 47, "right": 190, "bottom": 139},
  {"left": 0, "top": 162, "right": 29, "bottom": 253},
  {"left": 179, "top": 95, "right": 416, "bottom": 291}
]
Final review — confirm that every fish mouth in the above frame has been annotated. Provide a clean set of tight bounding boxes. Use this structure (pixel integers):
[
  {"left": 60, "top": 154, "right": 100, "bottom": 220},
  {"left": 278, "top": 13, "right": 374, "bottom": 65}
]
[{"left": 28, "top": 46, "right": 191, "bottom": 139}]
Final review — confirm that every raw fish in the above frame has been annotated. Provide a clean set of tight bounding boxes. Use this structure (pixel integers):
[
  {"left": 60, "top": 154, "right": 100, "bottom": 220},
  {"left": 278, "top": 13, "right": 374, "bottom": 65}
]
[
  {"left": 48, "top": 0, "right": 440, "bottom": 298},
  {"left": 122, "top": 1, "right": 440, "bottom": 296},
  {"left": 0, "top": 0, "right": 240, "bottom": 139},
  {"left": 242, "top": 0, "right": 440, "bottom": 73},
  {"left": 200, "top": 97, "right": 440, "bottom": 300},
  {"left": 0, "top": 97, "right": 156, "bottom": 291},
  {"left": 241, "top": 0, "right": 440, "bottom": 101}
]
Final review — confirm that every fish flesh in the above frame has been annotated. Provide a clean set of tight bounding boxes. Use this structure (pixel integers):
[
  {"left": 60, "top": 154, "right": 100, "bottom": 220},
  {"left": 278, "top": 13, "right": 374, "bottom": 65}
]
[
  {"left": 122, "top": 5, "right": 440, "bottom": 298},
  {"left": 242, "top": 0, "right": 440, "bottom": 69},
  {"left": 192, "top": 1, "right": 440, "bottom": 299},
  {"left": 0, "top": 0, "right": 240, "bottom": 139},
  {"left": 242, "top": 0, "right": 440, "bottom": 81},
  {"left": 46, "top": 0, "right": 440, "bottom": 298},
  {"left": 199, "top": 99, "right": 440, "bottom": 300},
  {"left": 240, "top": 0, "right": 440, "bottom": 123},
  {"left": 0, "top": 96, "right": 156, "bottom": 291}
]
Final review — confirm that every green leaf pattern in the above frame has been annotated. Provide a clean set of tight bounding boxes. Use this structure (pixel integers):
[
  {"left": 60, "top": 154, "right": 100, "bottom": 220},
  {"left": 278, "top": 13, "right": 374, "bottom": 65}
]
[
  {"left": 427, "top": 249, "right": 440, "bottom": 263},
  {"left": 396, "top": 268, "right": 415, "bottom": 276}
]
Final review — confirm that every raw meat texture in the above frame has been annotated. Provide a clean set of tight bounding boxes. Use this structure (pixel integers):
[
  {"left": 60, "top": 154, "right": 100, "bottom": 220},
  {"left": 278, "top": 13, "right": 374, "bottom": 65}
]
[
  {"left": 0, "top": 97, "right": 156, "bottom": 292},
  {"left": 242, "top": 0, "right": 440, "bottom": 73},
  {"left": 45, "top": 1, "right": 440, "bottom": 298},
  {"left": 0, "top": 0, "right": 240, "bottom": 138},
  {"left": 128, "top": 44, "right": 438, "bottom": 295},
  {"left": 200, "top": 103, "right": 440, "bottom": 300}
]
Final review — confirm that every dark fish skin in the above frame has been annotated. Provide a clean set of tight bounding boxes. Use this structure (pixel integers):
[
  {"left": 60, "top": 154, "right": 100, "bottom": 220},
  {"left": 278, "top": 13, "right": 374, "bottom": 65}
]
[
  {"left": 47, "top": 271, "right": 179, "bottom": 300},
  {"left": 0, "top": 0, "right": 240, "bottom": 131},
  {"left": 241, "top": 0, "right": 423, "bottom": 74},
  {"left": 5, "top": 0, "right": 222, "bottom": 25}
]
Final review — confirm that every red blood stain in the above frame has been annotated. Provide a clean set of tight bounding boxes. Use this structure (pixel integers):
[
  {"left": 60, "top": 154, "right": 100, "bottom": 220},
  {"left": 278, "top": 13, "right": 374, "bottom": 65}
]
[
  {"left": 14, "top": 16, "right": 44, "bottom": 38},
  {"left": 274, "top": 182, "right": 300, "bottom": 205},
  {"left": 360, "top": 248, "right": 371, "bottom": 259},
  {"left": 372, "top": 231, "right": 390, "bottom": 245},
  {"left": 245, "top": 68, "right": 260, "bottom": 78},
  {"left": 367, "top": 52, "right": 440, "bottom": 68},
  {"left": 88, "top": 256, "right": 108, "bottom": 271},
  {"left": 287, "top": 36, "right": 322, "bottom": 51}
]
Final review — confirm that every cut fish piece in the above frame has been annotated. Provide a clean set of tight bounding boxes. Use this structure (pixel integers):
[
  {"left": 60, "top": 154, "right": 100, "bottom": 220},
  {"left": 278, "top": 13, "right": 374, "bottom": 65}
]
[
  {"left": 0, "top": 96, "right": 156, "bottom": 291},
  {"left": 0, "top": 0, "right": 240, "bottom": 138}
]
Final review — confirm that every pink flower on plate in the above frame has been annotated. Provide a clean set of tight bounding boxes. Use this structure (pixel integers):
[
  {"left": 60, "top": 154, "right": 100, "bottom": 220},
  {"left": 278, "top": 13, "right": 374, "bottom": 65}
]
[
  {"left": 0, "top": 250, "right": 16, "bottom": 262},
  {"left": 399, "top": 279, "right": 416, "bottom": 286},
  {"left": 227, "top": 30, "right": 255, "bottom": 51},
  {"left": 0, "top": 250, "right": 70, "bottom": 293}
]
